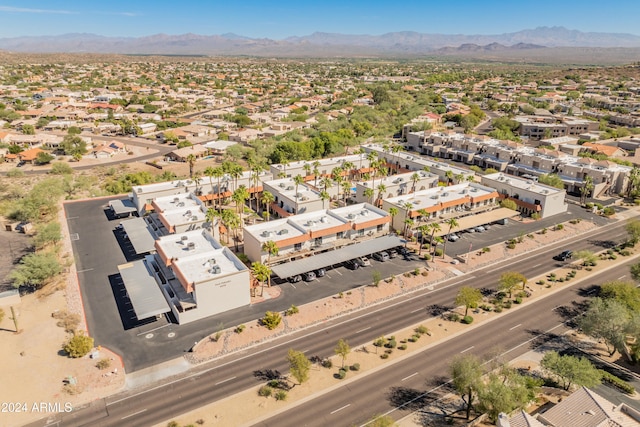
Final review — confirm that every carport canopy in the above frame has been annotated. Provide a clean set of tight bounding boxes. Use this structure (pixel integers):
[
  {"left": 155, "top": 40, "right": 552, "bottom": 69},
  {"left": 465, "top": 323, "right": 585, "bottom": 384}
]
[
  {"left": 436, "top": 208, "right": 519, "bottom": 236},
  {"left": 120, "top": 217, "right": 157, "bottom": 254},
  {"left": 271, "top": 235, "right": 403, "bottom": 279},
  {"left": 118, "top": 259, "right": 170, "bottom": 320},
  {"left": 109, "top": 199, "right": 137, "bottom": 216}
]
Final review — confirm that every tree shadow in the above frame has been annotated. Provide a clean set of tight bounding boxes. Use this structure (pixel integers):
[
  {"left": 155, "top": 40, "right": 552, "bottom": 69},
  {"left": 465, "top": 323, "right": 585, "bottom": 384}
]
[
  {"left": 387, "top": 386, "right": 429, "bottom": 411},
  {"left": 577, "top": 284, "right": 600, "bottom": 298},
  {"left": 587, "top": 239, "right": 617, "bottom": 249},
  {"left": 524, "top": 329, "right": 563, "bottom": 349},
  {"left": 479, "top": 287, "right": 494, "bottom": 297},
  {"left": 253, "top": 369, "right": 282, "bottom": 381},
  {"left": 426, "top": 304, "right": 452, "bottom": 317}
]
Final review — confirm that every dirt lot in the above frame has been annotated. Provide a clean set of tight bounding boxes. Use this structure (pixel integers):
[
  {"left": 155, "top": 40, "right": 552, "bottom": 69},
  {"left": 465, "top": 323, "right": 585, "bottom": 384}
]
[{"left": 0, "top": 231, "right": 32, "bottom": 292}]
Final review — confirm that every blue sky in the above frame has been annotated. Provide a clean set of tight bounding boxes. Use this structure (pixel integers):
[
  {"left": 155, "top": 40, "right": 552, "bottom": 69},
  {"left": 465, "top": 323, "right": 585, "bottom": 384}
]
[{"left": 1, "top": 1, "right": 640, "bottom": 39}]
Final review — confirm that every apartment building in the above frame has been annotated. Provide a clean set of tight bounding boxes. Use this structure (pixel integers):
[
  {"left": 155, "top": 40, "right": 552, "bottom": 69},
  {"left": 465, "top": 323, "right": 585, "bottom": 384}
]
[
  {"left": 481, "top": 172, "right": 567, "bottom": 218},
  {"left": 381, "top": 182, "right": 499, "bottom": 232},
  {"left": 151, "top": 192, "right": 212, "bottom": 235},
  {"left": 269, "top": 153, "right": 372, "bottom": 180},
  {"left": 131, "top": 179, "right": 200, "bottom": 215},
  {"left": 243, "top": 203, "right": 390, "bottom": 264},
  {"left": 263, "top": 177, "right": 325, "bottom": 217},
  {"left": 153, "top": 229, "right": 250, "bottom": 324},
  {"left": 515, "top": 116, "right": 597, "bottom": 140},
  {"left": 353, "top": 170, "right": 438, "bottom": 204}
]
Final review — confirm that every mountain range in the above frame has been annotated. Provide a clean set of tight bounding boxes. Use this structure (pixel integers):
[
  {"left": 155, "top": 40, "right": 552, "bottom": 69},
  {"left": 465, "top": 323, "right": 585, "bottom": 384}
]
[{"left": 1, "top": 27, "right": 640, "bottom": 59}]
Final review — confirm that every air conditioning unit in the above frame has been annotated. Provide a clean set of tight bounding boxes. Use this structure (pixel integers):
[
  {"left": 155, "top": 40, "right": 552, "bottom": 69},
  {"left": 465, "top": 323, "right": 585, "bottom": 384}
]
[
  {"left": 173, "top": 197, "right": 180, "bottom": 203},
  {"left": 286, "top": 186, "right": 294, "bottom": 191},
  {"left": 279, "top": 229, "right": 289, "bottom": 235},
  {"left": 181, "top": 235, "right": 188, "bottom": 241},
  {"left": 320, "top": 216, "right": 328, "bottom": 223},
  {"left": 210, "top": 265, "right": 221, "bottom": 274},
  {"left": 187, "top": 242, "right": 196, "bottom": 250}
]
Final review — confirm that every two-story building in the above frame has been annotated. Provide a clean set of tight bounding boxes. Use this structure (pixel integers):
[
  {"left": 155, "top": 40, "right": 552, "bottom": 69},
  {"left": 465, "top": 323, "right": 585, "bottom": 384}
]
[{"left": 353, "top": 170, "right": 438, "bottom": 204}]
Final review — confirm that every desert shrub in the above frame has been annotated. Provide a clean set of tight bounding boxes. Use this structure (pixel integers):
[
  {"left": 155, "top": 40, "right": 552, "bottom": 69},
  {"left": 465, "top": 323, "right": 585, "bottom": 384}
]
[
  {"left": 373, "top": 337, "right": 386, "bottom": 348},
  {"left": 434, "top": 248, "right": 443, "bottom": 257},
  {"left": 531, "top": 213, "right": 541, "bottom": 220},
  {"left": 480, "top": 304, "right": 493, "bottom": 312},
  {"left": 350, "top": 363, "right": 360, "bottom": 371},
  {"left": 506, "top": 242, "right": 516, "bottom": 249},
  {"left": 421, "top": 270, "right": 429, "bottom": 276},
  {"left": 482, "top": 247, "right": 491, "bottom": 253},
  {"left": 322, "top": 359, "right": 333, "bottom": 369},
  {"left": 398, "top": 344, "right": 407, "bottom": 350},
  {"left": 514, "top": 297, "right": 523, "bottom": 304},
  {"left": 462, "top": 315, "right": 474, "bottom": 324},
  {"left": 337, "top": 368, "right": 347, "bottom": 379},
  {"left": 63, "top": 332, "right": 93, "bottom": 358},
  {"left": 95, "top": 358, "right": 111, "bottom": 370},
  {"left": 601, "top": 370, "right": 635, "bottom": 394},
  {"left": 555, "top": 224, "right": 564, "bottom": 230},
  {"left": 447, "top": 313, "right": 461, "bottom": 322},
  {"left": 275, "top": 390, "right": 288, "bottom": 401},
  {"left": 258, "top": 385, "right": 273, "bottom": 397},
  {"left": 415, "top": 325, "right": 429, "bottom": 335},
  {"left": 53, "top": 310, "right": 81, "bottom": 333},
  {"left": 261, "top": 311, "right": 282, "bottom": 330},
  {"left": 235, "top": 324, "right": 246, "bottom": 333},
  {"left": 537, "top": 279, "right": 546, "bottom": 285},
  {"left": 62, "top": 384, "right": 83, "bottom": 395},
  {"left": 385, "top": 338, "right": 397, "bottom": 349},
  {"left": 285, "top": 304, "right": 299, "bottom": 316},
  {"left": 503, "top": 301, "right": 512, "bottom": 309},
  {"left": 268, "top": 380, "right": 280, "bottom": 387},
  {"left": 380, "top": 353, "right": 389, "bottom": 359}
]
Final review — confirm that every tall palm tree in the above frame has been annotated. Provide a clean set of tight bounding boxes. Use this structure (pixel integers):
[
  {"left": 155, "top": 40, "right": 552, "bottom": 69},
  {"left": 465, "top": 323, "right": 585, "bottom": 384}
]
[
  {"left": 403, "top": 218, "right": 414, "bottom": 242},
  {"left": 232, "top": 185, "right": 249, "bottom": 232},
  {"left": 342, "top": 161, "right": 355, "bottom": 180},
  {"left": 282, "top": 160, "right": 290, "bottom": 178},
  {"left": 303, "top": 162, "right": 311, "bottom": 177},
  {"left": 410, "top": 172, "right": 420, "bottom": 194},
  {"left": 428, "top": 222, "right": 442, "bottom": 255},
  {"left": 186, "top": 153, "right": 197, "bottom": 179},
  {"left": 262, "top": 240, "right": 279, "bottom": 265},
  {"left": 445, "top": 170, "right": 454, "bottom": 184},
  {"left": 342, "top": 180, "right": 351, "bottom": 205},
  {"left": 442, "top": 218, "right": 459, "bottom": 258},
  {"left": 212, "top": 167, "right": 225, "bottom": 210},
  {"left": 251, "top": 261, "right": 271, "bottom": 296},
  {"left": 417, "top": 224, "right": 429, "bottom": 256},
  {"left": 454, "top": 173, "right": 465, "bottom": 184},
  {"left": 204, "top": 166, "right": 216, "bottom": 205},
  {"left": 205, "top": 207, "right": 218, "bottom": 239},
  {"left": 293, "top": 174, "right": 305, "bottom": 196},
  {"left": 388, "top": 207, "right": 398, "bottom": 232},
  {"left": 250, "top": 162, "right": 265, "bottom": 211},
  {"left": 320, "top": 190, "right": 330, "bottom": 209},
  {"left": 261, "top": 190, "right": 274, "bottom": 221},
  {"left": 392, "top": 144, "right": 402, "bottom": 174},
  {"left": 376, "top": 183, "right": 386, "bottom": 207},
  {"left": 417, "top": 208, "right": 429, "bottom": 226},
  {"left": 364, "top": 187, "right": 375, "bottom": 204},
  {"left": 313, "top": 160, "right": 321, "bottom": 187},
  {"left": 228, "top": 164, "right": 243, "bottom": 192}
]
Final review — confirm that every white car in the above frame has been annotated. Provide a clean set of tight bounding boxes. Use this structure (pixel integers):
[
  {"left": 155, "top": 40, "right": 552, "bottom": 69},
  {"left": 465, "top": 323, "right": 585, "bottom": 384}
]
[{"left": 447, "top": 234, "right": 460, "bottom": 242}]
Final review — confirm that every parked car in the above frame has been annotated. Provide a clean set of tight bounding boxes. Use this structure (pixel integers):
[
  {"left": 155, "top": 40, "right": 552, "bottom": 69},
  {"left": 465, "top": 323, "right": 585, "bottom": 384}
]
[
  {"left": 289, "top": 274, "right": 302, "bottom": 283},
  {"left": 344, "top": 259, "right": 361, "bottom": 270},
  {"left": 372, "top": 251, "right": 390, "bottom": 262},
  {"left": 474, "top": 225, "right": 486, "bottom": 233},
  {"left": 447, "top": 234, "right": 460, "bottom": 242},
  {"left": 495, "top": 218, "right": 509, "bottom": 225},
  {"left": 482, "top": 224, "right": 490, "bottom": 230},
  {"left": 388, "top": 248, "right": 398, "bottom": 258},
  {"left": 358, "top": 256, "right": 371, "bottom": 267},
  {"left": 315, "top": 267, "right": 326, "bottom": 278},
  {"left": 397, "top": 246, "right": 410, "bottom": 256},
  {"left": 555, "top": 250, "right": 573, "bottom": 261},
  {"left": 302, "top": 271, "right": 316, "bottom": 282}
]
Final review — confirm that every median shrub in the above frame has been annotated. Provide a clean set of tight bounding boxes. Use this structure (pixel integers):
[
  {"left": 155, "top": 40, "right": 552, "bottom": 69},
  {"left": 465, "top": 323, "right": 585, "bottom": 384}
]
[
  {"left": 350, "top": 363, "right": 360, "bottom": 371},
  {"left": 275, "top": 390, "right": 288, "bottom": 401},
  {"left": 462, "top": 315, "right": 474, "bottom": 324},
  {"left": 258, "top": 386, "right": 273, "bottom": 397},
  {"left": 601, "top": 370, "right": 635, "bottom": 394}
]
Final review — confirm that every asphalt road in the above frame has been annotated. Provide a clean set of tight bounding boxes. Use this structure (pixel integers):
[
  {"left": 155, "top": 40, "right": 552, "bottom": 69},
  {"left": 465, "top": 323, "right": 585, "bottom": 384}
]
[
  {"left": 34, "top": 217, "right": 634, "bottom": 427},
  {"left": 257, "top": 258, "right": 637, "bottom": 427}
]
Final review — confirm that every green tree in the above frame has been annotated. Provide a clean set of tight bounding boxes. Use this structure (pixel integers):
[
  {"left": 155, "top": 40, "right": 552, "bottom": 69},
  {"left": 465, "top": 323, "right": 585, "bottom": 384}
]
[
  {"left": 574, "top": 250, "right": 598, "bottom": 267},
  {"left": 625, "top": 219, "right": 640, "bottom": 246},
  {"left": 186, "top": 153, "right": 196, "bottom": 179},
  {"left": 35, "top": 151, "right": 54, "bottom": 165},
  {"left": 261, "top": 311, "right": 282, "bottom": 330},
  {"left": 61, "top": 135, "right": 88, "bottom": 157},
  {"left": 476, "top": 365, "right": 541, "bottom": 422},
  {"left": 577, "top": 298, "right": 631, "bottom": 358},
  {"left": 67, "top": 126, "right": 82, "bottom": 135},
  {"left": 540, "top": 351, "right": 602, "bottom": 391},
  {"left": 450, "top": 354, "right": 483, "bottom": 420},
  {"left": 49, "top": 162, "right": 73, "bottom": 175},
  {"left": 600, "top": 280, "right": 640, "bottom": 312},
  {"left": 9, "top": 251, "right": 62, "bottom": 289},
  {"left": 498, "top": 272, "right": 527, "bottom": 298},
  {"left": 500, "top": 198, "right": 518, "bottom": 211},
  {"left": 630, "top": 262, "right": 640, "bottom": 282},
  {"left": 63, "top": 332, "right": 94, "bottom": 358},
  {"left": 538, "top": 173, "right": 565, "bottom": 189},
  {"left": 334, "top": 338, "right": 351, "bottom": 368},
  {"left": 455, "top": 286, "right": 483, "bottom": 317},
  {"left": 22, "top": 124, "right": 35, "bottom": 135},
  {"left": 32, "top": 222, "right": 61, "bottom": 250},
  {"left": 287, "top": 349, "right": 311, "bottom": 386}
]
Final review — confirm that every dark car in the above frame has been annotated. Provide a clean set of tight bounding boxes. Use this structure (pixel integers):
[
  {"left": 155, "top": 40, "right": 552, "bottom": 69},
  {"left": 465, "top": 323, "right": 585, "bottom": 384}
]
[
  {"left": 302, "top": 271, "right": 316, "bottom": 282},
  {"left": 555, "top": 250, "right": 573, "bottom": 261},
  {"left": 388, "top": 248, "right": 398, "bottom": 258},
  {"left": 344, "top": 259, "right": 361, "bottom": 270},
  {"left": 315, "top": 267, "right": 326, "bottom": 278},
  {"left": 289, "top": 274, "right": 302, "bottom": 283}
]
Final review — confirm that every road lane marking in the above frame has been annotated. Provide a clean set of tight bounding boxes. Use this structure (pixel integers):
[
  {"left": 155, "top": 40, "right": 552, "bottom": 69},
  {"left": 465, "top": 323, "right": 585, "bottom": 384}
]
[
  {"left": 401, "top": 372, "right": 418, "bottom": 381},
  {"left": 618, "top": 275, "right": 626, "bottom": 280},
  {"left": 460, "top": 346, "right": 474, "bottom": 353},
  {"left": 410, "top": 308, "right": 422, "bottom": 313},
  {"left": 330, "top": 404, "right": 351, "bottom": 414},
  {"left": 76, "top": 268, "right": 94, "bottom": 273},
  {"left": 66, "top": 216, "right": 79, "bottom": 220},
  {"left": 509, "top": 324, "right": 521, "bottom": 331},
  {"left": 136, "top": 323, "right": 171, "bottom": 336},
  {"left": 531, "top": 263, "right": 541, "bottom": 268},
  {"left": 334, "top": 269, "right": 343, "bottom": 275},
  {"left": 121, "top": 409, "right": 147, "bottom": 419},
  {"left": 214, "top": 376, "right": 236, "bottom": 386},
  {"left": 356, "top": 327, "right": 371, "bottom": 333},
  {"left": 289, "top": 283, "right": 297, "bottom": 289}
]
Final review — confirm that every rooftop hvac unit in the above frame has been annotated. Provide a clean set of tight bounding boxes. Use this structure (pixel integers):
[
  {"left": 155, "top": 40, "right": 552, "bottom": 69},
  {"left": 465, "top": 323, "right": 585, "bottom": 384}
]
[
  {"left": 137, "top": 188, "right": 142, "bottom": 193},
  {"left": 191, "top": 216, "right": 198, "bottom": 221},
  {"left": 286, "top": 186, "right": 294, "bottom": 191},
  {"left": 279, "top": 183, "right": 286, "bottom": 188},
  {"left": 187, "top": 242, "right": 196, "bottom": 250},
  {"left": 279, "top": 229, "right": 289, "bottom": 235},
  {"left": 471, "top": 188, "right": 478, "bottom": 192},
  {"left": 261, "top": 230, "right": 272, "bottom": 238},
  {"left": 442, "top": 192, "right": 449, "bottom": 197},
  {"left": 210, "top": 265, "right": 222, "bottom": 274},
  {"left": 320, "top": 216, "right": 328, "bottom": 223},
  {"left": 185, "top": 210, "right": 192, "bottom": 216},
  {"left": 361, "top": 210, "right": 369, "bottom": 216},
  {"left": 173, "top": 197, "right": 180, "bottom": 203},
  {"left": 347, "top": 213, "right": 355, "bottom": 219},
  {"left": 209, "top": 258, "right": 217, "bottom": 265},
  {"left": 181, "top": 235, "right": 188, "bottom": 241}
]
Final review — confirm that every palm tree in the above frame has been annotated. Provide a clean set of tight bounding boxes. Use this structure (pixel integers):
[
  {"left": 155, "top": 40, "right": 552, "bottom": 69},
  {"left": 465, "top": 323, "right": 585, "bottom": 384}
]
[
  {"left": 580, "top": 175, "right": 594, "bottom": 205},
  {"left": 376, "top": 183, "right": 386, "bottom": 207},
  {"left": 388, "top": 207, "right": 398, "bottom": 232},
  {"left": 391, "top": 144, "right": 402, "bottom": 173},
  {"left": 204, "top": 166, "right": 216, "bottom": 205},
  {"left": 454, "top": 173, "right": 465, "bottom": 184},
  {"left": 342, "top": 180, "right": 351, "bottom": 205},
  {"left": 262, "top": 240, "right": 279, "bottom": 265},
  {"left": 303, "top": 162, "right": 311, "bottom": 177},
  {"left": 417, "top": 224, "right": 429, "bottom": 256},
  {"left": 281, "top": 160, "right": 290, "bottom": 178},
  {"left": 442, "top": 218, "right": 459, "bottom": 258},
  {"left": 320, "top": 190, "right": 330, "bottom": 209},
  {"left": 228, "top": 164, "right": 243, "bottom": 192},
  {"left": 250, "top": 162, "right": 265, "bottom": 211},
  {"left": 261, "top": 190, "right": 275, "bottom": 221},
  {"left": 342, "top": 161, "right": 355, "bottom": 180},
  {"left": 445, "top": 170, "right": 454, "bottom": 184},
  {"left": 251, "top": 261, "right": 271, "bottom": 296},
  {"left": 205, "top": 207, "right": 218, "bottom": 239},
  {"left": 224, "top": 209, "right": 241, "bottom": 251},
  {"left": 403, "top": 218, "right": 414, "bottom": 241},
  {"left": 410, "top": 172, "right": 420, "bottom": 194},
  {"left": 293, "top": 174, "right": 305, "bottom": 196},
  {"left": 186, "top": 154, "right": 197, "bottom": 179},
  {"left": 364, "top": 187, "right": 375, "bottom": 204},
  {"left": 212, "top": 167, "right": 225, "bottom": 210},
  {"left": 313, "top": 160, "right": 321, "bottom": 187},
  {"left": 428, "top": 222, "right": 442, "bottom": 255},
  {"left": 417, "top": 208, "right": 429, "bottom": 226},
  {"left": 232, "top": 185, "right": 250, "bottom": 232}
]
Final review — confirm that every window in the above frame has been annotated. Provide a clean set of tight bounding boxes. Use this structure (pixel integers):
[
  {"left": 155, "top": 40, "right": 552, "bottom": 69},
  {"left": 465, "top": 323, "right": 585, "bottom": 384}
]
[
  {"left": 314, "top": 237, "right": 322, "bottom": 246},
  {"left": 336, "top": 231, "right": 344, "bottom": 239},
  {"left": 377, "top": 224, "right": 384, "bottom": 233},
  {"left": 357, "top": 229, "right": 364, "bottom": 237},
  {"left": 294, "top": 243, "right": 302, "bottom": 251}
]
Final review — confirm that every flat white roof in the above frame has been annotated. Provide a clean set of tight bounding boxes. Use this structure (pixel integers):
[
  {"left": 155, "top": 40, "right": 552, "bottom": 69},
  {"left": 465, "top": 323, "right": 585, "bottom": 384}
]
[
  {"left": 156, "top": 229, "right": 221, "bottom": 261},
  {"left": 288, "top": 210, "right": 347, "bottom": 232},
  {"left": 482, "top": 173, "right": 563, "bottom": 195},
  {"left": 161, "top": 205, "right": 207, "bottom": 226},
  {"left": 331, "top": 203, "right": 388, "bottom": 225},
  {"left": 244, "top": 218, "right": 306, "bottom": 243},
  {"left": 132, "top": 179, "right": 198, "bottom": 195},
  {"left": 153, "top": 193, "right": 201, "bottom": 213},
  {"left": 358, "top": 170, "right": 435, "bottom": 187},
  {"left": 172, "top": 248, "right": 245, "bottom": 284},
  {"left": 271, "top": 153, "right": 368, "bottom": 171},
  {"left": 264, "top": 178, "right": 321, "bottom": 202},
  {"left": 385, "top": 183, "right": 495, "bottom": 211}
]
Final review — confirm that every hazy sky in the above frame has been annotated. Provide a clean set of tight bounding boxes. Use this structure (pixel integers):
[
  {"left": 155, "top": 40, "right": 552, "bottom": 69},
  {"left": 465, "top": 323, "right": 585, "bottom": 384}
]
[{"left": 1, "top": 0, "right": 640, "bottom": 39}]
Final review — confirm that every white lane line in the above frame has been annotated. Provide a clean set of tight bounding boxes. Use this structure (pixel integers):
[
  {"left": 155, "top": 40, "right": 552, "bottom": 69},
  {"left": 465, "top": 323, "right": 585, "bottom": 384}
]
[
  {"left": 587, "top": 289, "right": 597, "bottom": 295},
  {"left": 330, "top": 404, "right": 351, "bottom": 415},
  {"left": 136, "top": 323, "right": 171, "bottom": 336},
  {"left": 121, "top": 409, "right": 147, "bottom": 419},
  {"left": 325, "top": 274, "right": 332, "bottom": 279},
  {"left": 76, "top": 268, "right": 94, "bottom": 273},
  {"left": 531, "top": 263, "right": 541, "bottom": 268},
  {"left": 401, "top": 372, "right": 418, "bottom": 382},
  {"left": 509, "top": 324, "right": 522, "bottom": 331},
  {"left": 356, "top": 327, "right": 371, "bottom": 334},
  {"left": 618, "top": 275, "right": 626, "bottom": 280},
  {"left": 460, "top": 346, "right": 474, "bottom": 353},
  {"left": 214, "top": 376, "right": 236, "bottom": 386},
  {"left": 334, "top": 269, "right": 343, "bottom": 276},
  {"left": 289, "top": 283, "right": 297, "bottom": 289},
  {"left": 410, "top": 308, "right": 422, "bottom": 314},
  {"left": 66, "top": 216, "right": 79, "bottom": 220}
]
